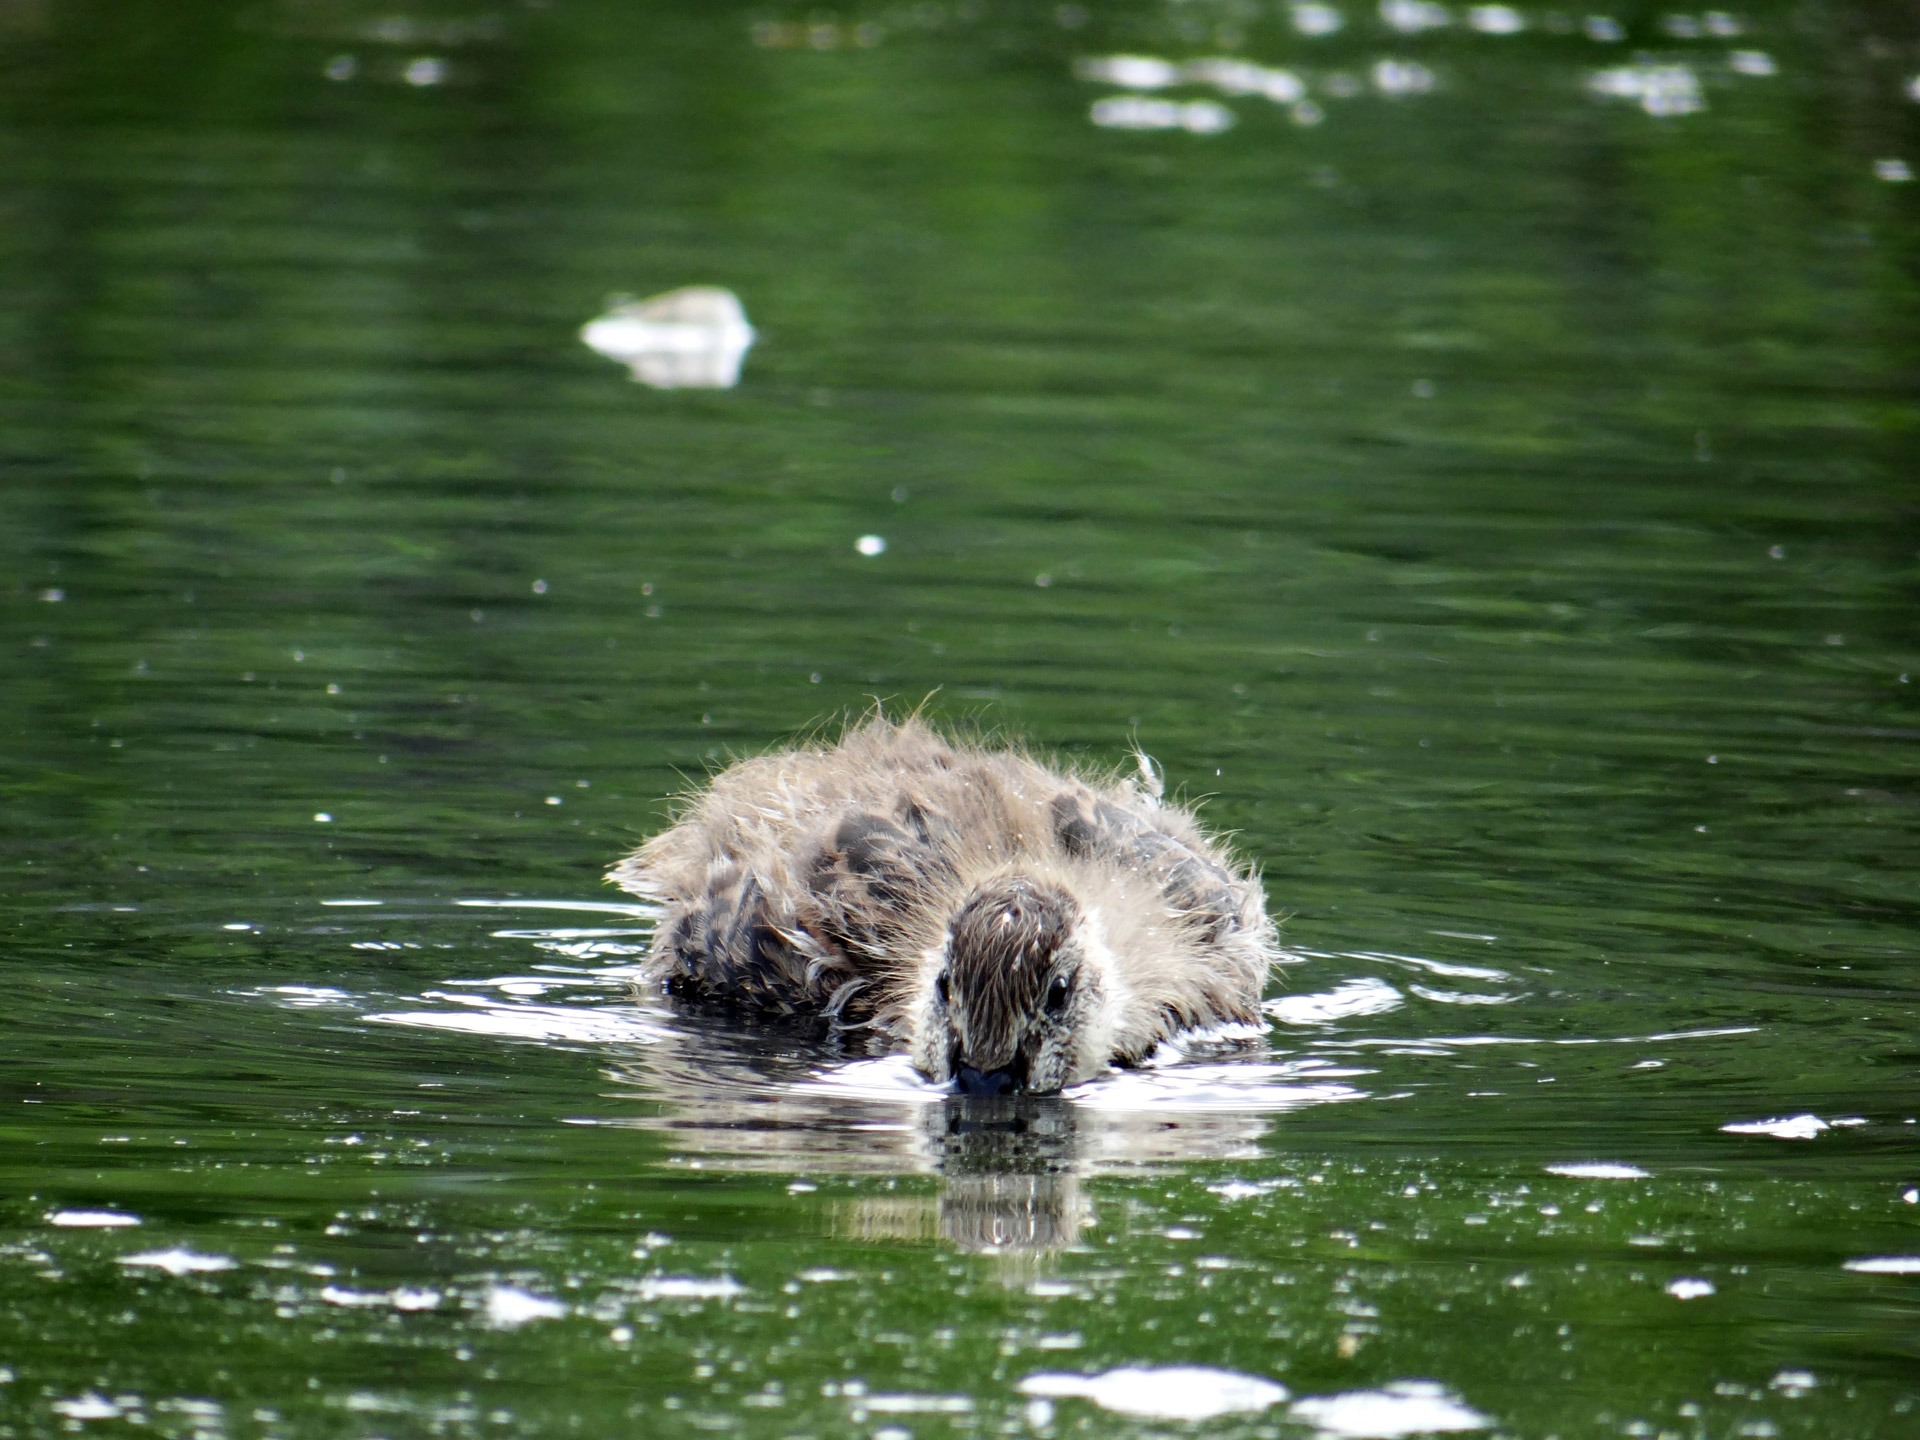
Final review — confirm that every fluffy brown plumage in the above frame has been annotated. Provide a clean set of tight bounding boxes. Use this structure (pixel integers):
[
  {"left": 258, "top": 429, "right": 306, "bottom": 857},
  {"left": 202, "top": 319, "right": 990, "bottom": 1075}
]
[{"left": 608, "top": 715, "right": 1276, "bottom": 1094}]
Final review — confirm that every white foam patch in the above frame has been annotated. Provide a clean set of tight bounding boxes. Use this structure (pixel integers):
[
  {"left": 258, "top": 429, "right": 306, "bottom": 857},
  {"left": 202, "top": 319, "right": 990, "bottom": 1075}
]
[
  {"left": 118, "top": 1248, "right": 237, "bottom": 1276},
  {"left": 1019, "top": 1365, "right": 1287, "bottom": 1421},
  {"left": 634, "top": 1276, "right": 746, "bottom": 1300},
  {"left": 1843, "top": 1256, "right": 1920, "bottom": 1274},
  {"left": 1289, "top": 1381, "right": 1490, "bottom": 1437},
  {"left": 1264, "top": 978, "right": 1403, "bottom": 1025},
  {"left": 1720, "top": 1114, "right": 1833, "bottom": 1140},
  {"left": 1545, "top": 1163, "right": 1649, "bottom": 1180},
  {"left": 483, "top": 1286, "right": 566, "bottom": 1326},
  {"left": 47, "top": 1209, "right": 141, "bottom": 1228}
]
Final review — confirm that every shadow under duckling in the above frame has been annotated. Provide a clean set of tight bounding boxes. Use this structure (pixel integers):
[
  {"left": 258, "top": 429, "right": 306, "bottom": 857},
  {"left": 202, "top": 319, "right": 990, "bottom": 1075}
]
[{"left": 608, "top": 714, "right": 1277, "bottom": 1095}]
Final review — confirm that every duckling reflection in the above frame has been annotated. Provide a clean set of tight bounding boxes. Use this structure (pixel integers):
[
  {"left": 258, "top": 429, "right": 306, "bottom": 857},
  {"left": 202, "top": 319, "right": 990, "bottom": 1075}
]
[{"left": 598, "top": 1014, "right": 1277, "bottom": 1254}]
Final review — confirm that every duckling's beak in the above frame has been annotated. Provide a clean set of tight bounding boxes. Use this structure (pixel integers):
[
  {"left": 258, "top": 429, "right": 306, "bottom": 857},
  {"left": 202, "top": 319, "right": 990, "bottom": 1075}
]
[
  {"left": 953, "top": 1050, "right": 1029, "bottom": 1097},
  {"left": 956, "top": 1065, "right": 1011, "bottom": 1097}
]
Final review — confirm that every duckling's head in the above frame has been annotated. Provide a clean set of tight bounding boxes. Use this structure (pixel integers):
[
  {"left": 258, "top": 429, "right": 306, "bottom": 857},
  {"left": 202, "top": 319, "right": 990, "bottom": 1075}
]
[{"left": 909, "top": 875, "right": 1117, "bottom": 1096}]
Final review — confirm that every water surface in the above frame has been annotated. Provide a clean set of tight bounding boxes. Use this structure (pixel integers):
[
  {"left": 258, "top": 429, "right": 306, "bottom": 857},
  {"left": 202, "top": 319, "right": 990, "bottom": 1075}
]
[{"left": 2, "top": 0, "right": 1917, "bottom": 1435}]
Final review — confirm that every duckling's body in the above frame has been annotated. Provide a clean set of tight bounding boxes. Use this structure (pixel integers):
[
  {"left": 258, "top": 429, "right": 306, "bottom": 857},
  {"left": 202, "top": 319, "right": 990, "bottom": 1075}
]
[{"left": 609, "top": 716, "right": 1276, "bottom": 1094}]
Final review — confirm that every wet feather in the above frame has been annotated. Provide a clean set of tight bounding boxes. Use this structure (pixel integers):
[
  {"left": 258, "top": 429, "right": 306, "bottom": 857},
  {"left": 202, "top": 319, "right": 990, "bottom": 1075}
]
[{"left": 608, "top": 715, "right": 1277, "bottom": 1091}]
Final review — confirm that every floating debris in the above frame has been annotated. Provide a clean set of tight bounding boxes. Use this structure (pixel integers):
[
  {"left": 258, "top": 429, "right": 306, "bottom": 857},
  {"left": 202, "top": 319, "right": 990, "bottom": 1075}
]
[{"left": 581, "top": 286, "right": 757, "bottom": 390}]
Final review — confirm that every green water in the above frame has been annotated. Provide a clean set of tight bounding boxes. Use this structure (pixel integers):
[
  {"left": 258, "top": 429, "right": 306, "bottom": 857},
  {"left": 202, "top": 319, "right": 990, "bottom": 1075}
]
[{"left": 3, "top": 0, "right": 1918, "bottom": 1435}]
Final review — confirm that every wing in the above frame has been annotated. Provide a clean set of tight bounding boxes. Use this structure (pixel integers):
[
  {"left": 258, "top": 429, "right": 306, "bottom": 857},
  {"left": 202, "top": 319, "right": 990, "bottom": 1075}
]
[
  {"left": 650, "top": 862, "right": 814, "bottom": 1016},
  {"left": 651, "top": 801, "right": 956, "bottom": 1034},
  {"left": 799, "top": 802, "right": 957, "bottom": 968},
  {"left": 1048, "top": 787, "right": 1250, "bottom": 947}
]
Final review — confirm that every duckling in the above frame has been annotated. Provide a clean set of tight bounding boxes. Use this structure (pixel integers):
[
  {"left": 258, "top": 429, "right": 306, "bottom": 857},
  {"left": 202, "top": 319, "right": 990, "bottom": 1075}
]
[{"left": 608, "top": 715, "right": 1276, "bottom": 1095}]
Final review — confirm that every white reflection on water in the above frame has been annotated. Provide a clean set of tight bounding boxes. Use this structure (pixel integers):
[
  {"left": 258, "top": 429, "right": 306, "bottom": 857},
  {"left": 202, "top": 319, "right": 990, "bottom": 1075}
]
[
  {"left": 1591, "top": 63, "right": 1706, "bottom": 117},
  {"left": 1075, "top": 54, "right": 1181, "bottom": 89},
  {"left": 47, "top": 1209, "right": 141, "bottom": 1228},
  {"left": 1069, "top": 1059, "right": 1366, "bottom": 1112},
  {"left": 1380, "top": 0, "right": 1452, "bottom": 35},
  {"left": 1090, "top": 96, "right": 1236, "bottom": 133},
  {"left": 368, "top": 994, "right": 670, "bottom": 1045},
  {"left": 632, "top": 1275, "right": 746, "bottom": 1300},
  {"left": 1372, "top": 59, "right": 1436, "bottom": 96},
  {"left": 119, "top": 1248, "right": 237, "bottom": 1276},
  {"left": 1186, "top": 58, "right": 1308, "bottom": 103},
  {"left": 1721, "top": 1113, "right": 1867, "bottom": 1139},
  {"left": 1267, "top": 976, "right": 1404, "bottom": 1024},
  {"left": 1293, "top": 3, "right": 1346, "bottom": 37},
  {"left": 320, "top": 1284, "right": 442, "bottom": 1310},
  {"left": 1019, "top": 1365, "right": 1287, "bottom": 1421},
  {"left": 1466, "top": 5, "right": 1523, "bottom": 35},
  {"left": 580, "top": 286, "right": 756, "bottom": 389},
  {"left": 1544, "top": 1162, "right": 1649, "bottom": 1179},
  {"left": 457, "top": 897, "right": 658, "bottom": 918},
  {"left": 1289, "top": 1380, "right": 1490, "bottom": 1436},
  {"left": 482, "top": 1285, "right": 566, "bottom": 1327},
  {"left": 1844, "top": 1256, "right": 1920, "bottom": 1274}
]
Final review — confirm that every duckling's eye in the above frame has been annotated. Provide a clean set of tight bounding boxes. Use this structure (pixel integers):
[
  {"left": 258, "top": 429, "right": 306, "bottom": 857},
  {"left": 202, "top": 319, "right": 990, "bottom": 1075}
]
[
  {"left": 934, "top": 973, "right": 950, "bottom": 1006},
  {"left": 1044, "top": 974, "right": 1071, "bottom": 1016}
]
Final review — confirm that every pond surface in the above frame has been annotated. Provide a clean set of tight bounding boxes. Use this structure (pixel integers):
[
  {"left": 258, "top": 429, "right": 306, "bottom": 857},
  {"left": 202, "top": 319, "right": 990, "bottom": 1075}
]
[{"left": 3, "top": 0, "right": 1918, "bottom": 1435}]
